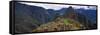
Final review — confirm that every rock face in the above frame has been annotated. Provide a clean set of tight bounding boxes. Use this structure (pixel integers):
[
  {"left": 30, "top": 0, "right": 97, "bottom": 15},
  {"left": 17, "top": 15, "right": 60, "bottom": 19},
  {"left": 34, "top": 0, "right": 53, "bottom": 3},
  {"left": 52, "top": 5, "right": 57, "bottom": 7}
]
[
  {"left": 15, "top": 2, "right": 48, "bottom": 33},
  {"left": 47, "top": 9, "right": 56, "bottom": 21},
  {"left": 63, "top": 6, "right": 77, "bottom": 20}
]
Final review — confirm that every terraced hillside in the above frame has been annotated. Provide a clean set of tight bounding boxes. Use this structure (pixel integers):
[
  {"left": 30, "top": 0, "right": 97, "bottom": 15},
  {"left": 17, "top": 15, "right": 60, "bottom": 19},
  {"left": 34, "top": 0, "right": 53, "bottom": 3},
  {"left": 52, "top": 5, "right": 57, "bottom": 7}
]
[{"left": 32, "top": 17, "right": 86, "bottom": 32}]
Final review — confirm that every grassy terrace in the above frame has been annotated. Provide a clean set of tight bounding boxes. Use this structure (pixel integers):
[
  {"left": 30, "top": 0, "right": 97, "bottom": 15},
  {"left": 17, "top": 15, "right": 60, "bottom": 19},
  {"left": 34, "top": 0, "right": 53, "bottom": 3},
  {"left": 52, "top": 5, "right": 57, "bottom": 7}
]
[{"left": 32, "top": 17, "right": 86, "bottom": 32}]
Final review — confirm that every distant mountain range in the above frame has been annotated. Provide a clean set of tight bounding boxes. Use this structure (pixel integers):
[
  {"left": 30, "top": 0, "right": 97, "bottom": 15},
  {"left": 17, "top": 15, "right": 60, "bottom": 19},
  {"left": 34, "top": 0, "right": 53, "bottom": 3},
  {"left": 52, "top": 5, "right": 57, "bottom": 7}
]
[{"left": 14, "top": 2, "right": 97, "bottom": 33}]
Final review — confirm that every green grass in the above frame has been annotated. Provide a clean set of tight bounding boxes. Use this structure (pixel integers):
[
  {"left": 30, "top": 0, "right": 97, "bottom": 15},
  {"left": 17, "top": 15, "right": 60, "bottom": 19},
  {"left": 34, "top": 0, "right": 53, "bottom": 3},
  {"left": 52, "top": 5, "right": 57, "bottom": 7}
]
[{"left": 64, "top": 18, "right": 70, "bottom": 25}]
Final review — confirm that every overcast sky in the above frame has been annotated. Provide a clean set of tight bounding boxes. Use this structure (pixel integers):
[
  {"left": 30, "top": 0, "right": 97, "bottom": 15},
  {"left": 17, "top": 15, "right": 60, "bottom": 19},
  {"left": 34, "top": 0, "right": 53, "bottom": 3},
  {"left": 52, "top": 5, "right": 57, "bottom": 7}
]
[{"left": 19, "top": 2, "right": 96, "bottom": 10}]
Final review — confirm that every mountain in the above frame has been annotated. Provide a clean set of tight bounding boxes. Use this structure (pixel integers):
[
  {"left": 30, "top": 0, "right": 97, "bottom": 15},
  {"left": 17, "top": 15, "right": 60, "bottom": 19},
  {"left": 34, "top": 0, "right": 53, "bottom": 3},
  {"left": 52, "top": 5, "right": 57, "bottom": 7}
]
[
  {"left": 63, "top": 6, "right": 97, "bottom": 29},
  {"left": 76, "top": 9, "right": 96, "bottom": 23},
  {"left": 15, "top": 2, "right": 48, "bottom": 33},
  {"left": 63, "top": 6, "right": 77, "bottom": 20},
  {"left": 76, "top": 9, "right": 97, "bottom": 29},
  {"left": 47, "top": 8, "right": 68, "bottom": 21},
  {"left": 14, "top": 2, "right": 97, "bottom": 33},
  {"left": 47, "top": 9, "right": 61, "bottom": 21},
  {"left": 57, "top": 8, "right": 67, "bottom": 16},
  {"left": 47, "top": 9, "right": 56, "bottom": 21}
]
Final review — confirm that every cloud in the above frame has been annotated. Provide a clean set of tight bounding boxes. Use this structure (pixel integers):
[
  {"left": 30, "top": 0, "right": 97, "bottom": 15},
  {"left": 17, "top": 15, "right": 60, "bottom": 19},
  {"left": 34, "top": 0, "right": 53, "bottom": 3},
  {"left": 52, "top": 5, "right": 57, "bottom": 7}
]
[{"left": 19, "top": 2, "right": 96, "bottom": 10}]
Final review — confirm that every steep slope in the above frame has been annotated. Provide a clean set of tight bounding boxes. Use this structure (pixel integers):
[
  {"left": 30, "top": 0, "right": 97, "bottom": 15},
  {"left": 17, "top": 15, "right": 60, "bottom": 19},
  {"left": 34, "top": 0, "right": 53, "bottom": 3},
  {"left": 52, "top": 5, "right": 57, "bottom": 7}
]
[{"left": 15, "top": 2, "right": 48, "bottom": 33}]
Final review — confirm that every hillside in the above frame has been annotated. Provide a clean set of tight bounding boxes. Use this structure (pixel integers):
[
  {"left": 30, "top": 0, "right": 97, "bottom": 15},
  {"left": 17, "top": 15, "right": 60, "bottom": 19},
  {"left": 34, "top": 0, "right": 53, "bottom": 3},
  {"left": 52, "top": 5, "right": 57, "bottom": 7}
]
[{"left": 32, "top": 17, "right": 86, "bottom": 32}]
